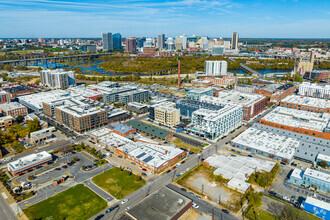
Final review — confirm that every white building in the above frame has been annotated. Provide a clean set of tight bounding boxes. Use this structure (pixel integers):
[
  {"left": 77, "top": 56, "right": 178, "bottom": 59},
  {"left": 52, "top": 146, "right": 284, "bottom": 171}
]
[
  {"left": 40, "top": 69, "right": 75, "bottom": 89},
  {"left": 187, "top": 103, "right": 242, "bottom": 140},
  {"left": 196, "top": 61, "right": 227, "bottom": 77},
  {"left": 298, "top": 82, "right": 330, "bottom": 99}
]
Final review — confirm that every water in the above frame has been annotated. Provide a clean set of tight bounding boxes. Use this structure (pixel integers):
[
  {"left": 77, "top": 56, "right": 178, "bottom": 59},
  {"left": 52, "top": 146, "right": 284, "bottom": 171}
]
[
  {"left": 29, "top": 60, "right": 291, "bottom": 76},
  {"left": 232, "top": 69, "right": 291, "bottom": 75}
]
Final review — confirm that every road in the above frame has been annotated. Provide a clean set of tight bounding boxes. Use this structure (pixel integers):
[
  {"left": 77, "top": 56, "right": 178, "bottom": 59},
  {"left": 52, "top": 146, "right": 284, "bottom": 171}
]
[{"left": 0, "top": 192, "right": 17, "bottom": 220}]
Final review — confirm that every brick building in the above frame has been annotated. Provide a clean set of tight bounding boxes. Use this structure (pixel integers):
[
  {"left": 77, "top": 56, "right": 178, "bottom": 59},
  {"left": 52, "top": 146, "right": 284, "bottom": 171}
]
[
  {"left": 0, "top": 85, "right": 35, "bottom": 98},
  {"left": 0, "top": 91, "right": 10, "bottom": 104},
  {"left": 0, "top": 116, "right": 13, "bottom": 128},
  {"left": 107, "top": 122, "right": 136, "bottom": 137},
  {"left": 280, "top": 95, "right": 330, "bottom": 114},
  {"left": 0, "top": 102, "right": 28, "bottom": 117}
]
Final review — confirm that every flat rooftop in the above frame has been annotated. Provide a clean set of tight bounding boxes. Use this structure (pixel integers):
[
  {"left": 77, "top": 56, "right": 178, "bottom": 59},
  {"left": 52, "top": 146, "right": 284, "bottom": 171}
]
[
  {"left": 188, "top": 87, "right": 213, "bottom": 94},
  {"left": 69, "top": 86, "right": 102, "bottom": 98},
  {"left": 0, "top": 102, "right": 26, "bottom": 111},
  {"left": 127, "top": 102, "right": 148, "bottom": 108},
  {"left": 56, "top": 104, "right": 106, "bottom": 118},
  {"left": 291, "top": 168, "right": 303, "bottom": 180},
  {"left": 192, "top": 104, "right": 242, "bottom": 122},
  {"left": 126, "top": 120, "right": 172, "bottom": 139},
  {"left": 127, "top": 186, "right": 191, "bottom": 220},
  {"left": 262, "top": 107, "right": 330, "bottom": 132},
  {"left": 90, "top": 128, "right": 111, "bottom": 138},
  {"left": 8, "top": 151, "right": 52, "bottom": 172},
  {"left": 177, "top": 99, "right": 224, "bottom": 111},
  {"left": 232, "top": 127, "right": 299, "bottom": 161},
  {"left": 281, "top": 95, "right": 330, "bottom": 109},
  {"left": 305, "top": 196, "right": 330, "bottom": 211},
  {"left": 304, "top": 168, "right": 330, "bottom": 183},
  {"left": 203, "top": 90, "right": 265, "bottom": 107},
  {"left": 107, "top": 122, "right": 135, "bottom": 134}
]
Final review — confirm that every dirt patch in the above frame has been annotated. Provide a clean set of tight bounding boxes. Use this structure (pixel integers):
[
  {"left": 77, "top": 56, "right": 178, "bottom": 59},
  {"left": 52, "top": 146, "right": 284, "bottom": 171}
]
[{"left": 157, "top": 88, "right": 186, "bottom": 98}]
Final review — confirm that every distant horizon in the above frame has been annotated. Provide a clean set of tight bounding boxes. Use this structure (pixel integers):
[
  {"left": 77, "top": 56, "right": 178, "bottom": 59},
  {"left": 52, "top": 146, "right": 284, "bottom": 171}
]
[
  {"left": 1, "top": 37, "right": 330, "bottom": 40},
  {"left": 0, "top": 0, "right": 329, "bottom": 38}
]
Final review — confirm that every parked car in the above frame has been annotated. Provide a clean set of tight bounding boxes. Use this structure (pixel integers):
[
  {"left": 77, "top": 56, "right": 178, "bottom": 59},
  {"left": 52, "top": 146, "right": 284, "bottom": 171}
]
[
  {"left": 269, "top": 191, "right": 277, "bottom": 196},
  {"left": 222, "top": 209, "right": 229, "bottom": 214},
  {"left": 181, "top": 188, "right": 186, "bottom": 192},
  {"left": 94, "top": 214, "right": 104, "bottom": 220},
  {"left": 142, "top": 168, "right": 147, "bottom": 171},
  {"left": 283, "top": 196, "right": 290, "bottom": 202},
  {"left": 142, "top": 172, "right": 147, "bottom": 176},
  {"left": 192, "top": 202, "right": 199, "bottom": 209},
  {"left": 131, "top": 162, "right": 136, "bottom": 165},
  {"left": 121, "top": 199, "right": 129, "bottom": 204},
  {"left": 105, "top": 207, "right": 115, "bottom": 213},
  {"left": 195, "top": 195, "right": 201, "bottom": 199},
  {"left": 166, "top": 170, "right": 171, "bottom": 173},
  {"left": 55, "top": 168, "right": 61, "bottom": 171},
  {"left": 62, "top": 165, "right": 67, "bottom": 169},
  {"left": 125, "top": 206, "right": 131, "bottom": 211},
  {"left": 189, "top": 192, "right": 194, "bottom": 196},
  {"left": 181, "top": 161, "right": 185, "bottom": 164}
]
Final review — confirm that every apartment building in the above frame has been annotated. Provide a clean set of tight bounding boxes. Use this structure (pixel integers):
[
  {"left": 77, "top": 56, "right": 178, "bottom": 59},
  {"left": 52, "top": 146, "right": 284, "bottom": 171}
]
[
  {"left": 154, "top": 105, "right": 180, "bottom": 127},
  {"left": 299, "top": 83, "right": 330, "bottom": 99},
  {"left": 40, "top": 69, "right": 76, "bottom": 89},
  {"left": 118, "top": 89, "right": 149, "bottom": 105},
  {"left": 202, "top": 91, "right": 267, "bottom": 121},
  {"left": 187, "top": 104, "right": 243, "bottom": 140},
  {"left": 0, "top": 116, "right": 13, "bottom": 128},
  {"left": 280, "top": 95, "right": 330, "bottom": 113},
  {"left": 53, "top": 99, "right": 108, "bottom": 133},
  {"left": 187, "top": 87, "right": 213, "bottom": 101},
  {"left": 0, "top": 102, "right": 28, "bottom": 117},
  {"left": 149, "top": 101, "right": 176, "bottom": 121},
  {"left": 176, "top": 99, "right": 223, "bottom": 118},
  {"left": 0, "top": 91, "right": 10, "bottom": 104},
  {"left": 127, "top": 102, "right": 148, "bottom": 114}
]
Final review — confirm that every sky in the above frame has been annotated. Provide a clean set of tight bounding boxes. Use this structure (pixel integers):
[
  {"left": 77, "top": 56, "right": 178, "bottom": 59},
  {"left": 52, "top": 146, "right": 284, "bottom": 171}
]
[{"left": 0, "top": 0, "right": 329, "bottom": 38}]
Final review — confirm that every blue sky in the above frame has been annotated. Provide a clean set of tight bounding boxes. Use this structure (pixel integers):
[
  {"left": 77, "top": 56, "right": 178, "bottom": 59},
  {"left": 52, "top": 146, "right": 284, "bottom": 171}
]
[{"left": 0, "top": 0, "right": 329, "bottom": 38}]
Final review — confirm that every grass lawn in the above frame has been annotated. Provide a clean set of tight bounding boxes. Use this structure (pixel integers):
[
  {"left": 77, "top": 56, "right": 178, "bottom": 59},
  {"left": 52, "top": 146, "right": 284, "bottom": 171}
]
[
  {"left": 24, "top": 184, "right": 107, "bottom": 220},
  {"left": 92, "top": 167, "right": 146, "bottom": 199},
  {"left": 172, "top": 138, "right": 201, "bottom": 154},
  {"left": 245, "top": 208, "right": 277, "bottom": 220}
]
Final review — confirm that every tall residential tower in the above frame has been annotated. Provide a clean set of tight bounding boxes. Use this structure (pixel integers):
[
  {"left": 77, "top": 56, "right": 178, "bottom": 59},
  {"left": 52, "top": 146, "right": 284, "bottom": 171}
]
[{"left": 102, "top": 32, "right": 113, "bottom": 51}]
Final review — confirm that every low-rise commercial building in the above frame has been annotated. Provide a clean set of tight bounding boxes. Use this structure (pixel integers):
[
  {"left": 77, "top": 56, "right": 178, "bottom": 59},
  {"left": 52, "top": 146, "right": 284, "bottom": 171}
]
[
  {"left": 68, "top": 86, "right": 103, "bottom": 101},
  {"left": 231, "top": 127, "right": 299, "bottom": 163},
  {"left": 126, "top": 120, "right": 173, "bottom": 141},
  {"left": 304, "top": 197, "right": 330, "bottom": 220},
  {"left": 0, "top": 91, "right": 10, "bottom": 104},
  {"left": 270, "top": 84, "right": 296, "bottom": 102},
  {"left": 260, "top": 107, "right": 330, "bottom": 140},
  {"left": 8, "top": 151, "right": 52, "bottom": 176},
  {"left": 299, "top": 83, "right": 330, "bottom": 99},
  {"left": 0, "top": 102, "right": 28, "bottom": 117},
  {"left": 107, "top": 122, "right": 136, "bottom": 137},
  {"left": 0, "top": 116, "right": 13, "bottom": 128},
  {"left": 289, "top": 168, "right": 329, "bottom": 193},
  {"left": 127, "top": 102, "right": 148, "bottom": 114},
  {"left": 87, "top": 84, "right": 136, "bottom": 103},
  {"left": 202, "top": 91, "right": 267, "bottom": 121},
  {"left": 0, "top": 85, "right": 35, "bottom": 98},
  {"left": 187, "top": 87, "right": 213, "bottom": 101},
  {"left": 304, "top": 70, "right": 330, "bottom": 83},
  {"left": 280, "top": 95, "right": 330, "bottom": 113},
  {"left": 90, "top": 128, "right": 112, "bottom": 140},
  {"left": 126, "top": 186, "right": 192, "bottom": 220},
  {"left": 107, "top": 108, "right": 130, "bottom": 124},
  {"left": 235, "top": 85, "right": 258, "bottom": 93}
]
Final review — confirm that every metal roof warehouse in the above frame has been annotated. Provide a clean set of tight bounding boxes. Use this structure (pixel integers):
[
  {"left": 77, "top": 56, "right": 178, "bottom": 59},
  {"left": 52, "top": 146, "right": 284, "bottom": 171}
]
[{"left": 126, "top": 120, "right": 173, "bottom": 140}]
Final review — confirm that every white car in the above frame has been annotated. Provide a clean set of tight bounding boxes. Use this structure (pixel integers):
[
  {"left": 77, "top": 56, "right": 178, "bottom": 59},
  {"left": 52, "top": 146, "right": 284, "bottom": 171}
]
[
  {"left": 125, "top": 206, "right": 130, "bottom": 211},
  {"left": 283, "top": 196, "right": 290, "bottom": 202},
  {"left": 176, "top": 162, "right": 181, "bottom": 167},
  {"left": 121, "top": 199, "right": 129, "bottom": 204},
  {"left": 192, "top": 202, "right": 199, "bottom": 209}
]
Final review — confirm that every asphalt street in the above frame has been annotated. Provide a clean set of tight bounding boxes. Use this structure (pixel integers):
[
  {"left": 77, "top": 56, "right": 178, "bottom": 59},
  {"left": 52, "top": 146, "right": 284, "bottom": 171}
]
[{"left": 0, "top": 191, "right": 17, "bottom": 220}]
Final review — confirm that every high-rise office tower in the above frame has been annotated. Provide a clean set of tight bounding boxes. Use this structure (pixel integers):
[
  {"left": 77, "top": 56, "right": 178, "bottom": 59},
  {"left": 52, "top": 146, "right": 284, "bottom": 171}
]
[
  {"left": 157, "top": 33, "right": 165, "bottom": 49},
  {"left": 102, "top": 32, "right": 113, "bottom": 51},
  {"left": 179, "top": 35, "right": 187, "bottom": 50},
  {"left": 137, "top": 37, "right": 146, "bottom": 48},
  {"left": 167, "top": 38, "right": 174, "bottom": 51},
  {"left": 125, "top": 37, "right": 137, "bottom": 53},
  {"left": 113, "top": 33, "right": 122, "bottom": 50},
  {"left": 231, "top": 32, "right": 239, "bottom": 50}
]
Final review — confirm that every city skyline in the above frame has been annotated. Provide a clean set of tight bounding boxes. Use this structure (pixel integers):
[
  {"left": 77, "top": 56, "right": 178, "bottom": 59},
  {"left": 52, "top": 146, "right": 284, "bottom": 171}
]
[{"left": 0, "top": 0, "right": 329, "bottom": 38}]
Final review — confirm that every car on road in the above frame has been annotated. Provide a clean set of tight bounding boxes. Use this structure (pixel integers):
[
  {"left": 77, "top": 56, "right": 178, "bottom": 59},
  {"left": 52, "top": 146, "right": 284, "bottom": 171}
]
[
  {"left": 121, "top": 199, "right": 129, "bottom": 204},
  {"left": 141, "top": 172, "right": 147, "bottom": 176},
  {"left": 166, "top": 170, "right": 171, "bottom": 173},
  {"left": 94, "top": 214, "right": 104, "bottom": 220},
  {"left": 283, "top": 196, "right": 290, "bottom": 201},
  {"left": 126, "top": 168, "right": 132, "bottom": 172},
  {"left": 192, "top": 202, "right": 199, "bottom": 209},
  {"left": 105, "top": 207, "right": 115, "bottom": 213},
  {"left": 195, "top": 195, "right": 201, "bottom": 199},
  {"left": 142, "top": 168, "right": 147, "bottom": 171},
  {"left": 125, "top": 206, "right": 130, "bottom": 211},
  {"left": 248, "top": 155, "right": 253, "bottom": 157},
  {"left": 172, "top": 166, "right": 176, "bottom": 170},
  {"left": 181, "top": 160, "right": 185, "bottom": 164},
  {"left": 139, "top": 166, "right": 143, "bottom": 169},
  {"left": 117, "top": 155, "right": 122, "bottom": 158},
  {"left": 222, "top": 209, "right": 229, "bottom": 214},
  {"left": 181, "top": 188, "right": 186, "bottom": 192},
  {"left": 62, "top": 165, "right": 68, "bottom": 169},
  {"left": 189, "top": 192, "right": 194, "bottom": 196},
  {"left": 131, "top": 162, "right": 136, "bottom": 165},
  {"left": 176, "top": 162, "right": 181, "bottom": 167}
]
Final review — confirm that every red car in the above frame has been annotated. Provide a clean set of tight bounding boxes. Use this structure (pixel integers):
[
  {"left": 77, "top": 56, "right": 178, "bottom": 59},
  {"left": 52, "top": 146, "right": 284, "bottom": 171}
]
[
  {"left": 181, "top": 161, "right": 185, "bottom": 164},
  {"left": 172, "top": 166, "right": 176, "bottom": 170},
  {"left": 62, "top": 165, "right": 68, "bottom": 169},
  {"left": 142, "top": 168, "right": 147, "bottom": 171}
]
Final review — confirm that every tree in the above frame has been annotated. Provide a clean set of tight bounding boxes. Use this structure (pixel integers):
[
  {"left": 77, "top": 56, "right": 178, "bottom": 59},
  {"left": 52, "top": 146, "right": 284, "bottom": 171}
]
[
  {"left": 292, "top": 74, "right": 303, "bottom": 83},
  {"left": 280, "top": 205, "right": 305, "bottom": 220},
  {"left": 16, "top": 115, "right": 24, "bottom": 123},
  {"left": 312, "top": 76, "right": 320, "bottom": 83},
  {"left": 319, "top": 161, "right": 328, "bottom": 168},
  {"left": 247, "top": 191, "right": 262, "bottom": 218},
  {"left": 27, "top": 118, "right": 40, "bottom": 133}
]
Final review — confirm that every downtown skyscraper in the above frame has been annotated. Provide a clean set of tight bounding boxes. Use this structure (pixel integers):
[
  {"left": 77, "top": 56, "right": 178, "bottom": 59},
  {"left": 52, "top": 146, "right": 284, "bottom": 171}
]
[
  {"left": 102, "top": 32, "right": 113, "bottom": 51},
  {"left": 113, "top": 33, "right": 122, "bottom": 50},
  {"left": 157, "top": 33, "right": 165, "bottom": 49},
  {"left": 231, "top": 32, "right": 239, "bottom": 50}
]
